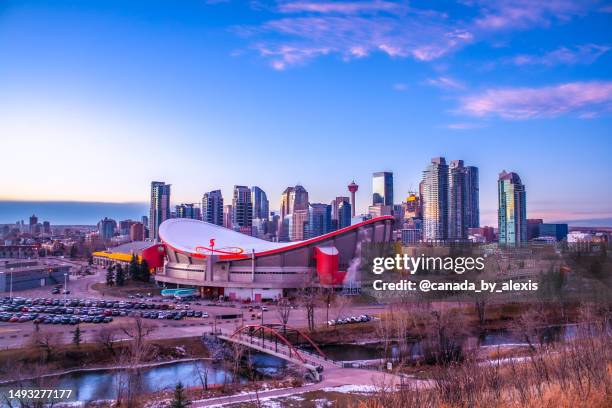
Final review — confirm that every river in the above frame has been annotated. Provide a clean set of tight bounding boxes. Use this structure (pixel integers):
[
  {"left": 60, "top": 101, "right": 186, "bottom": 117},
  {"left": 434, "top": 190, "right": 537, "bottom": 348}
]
[{"left": 0, "top": 353, "right": 286, "bottom": 405}]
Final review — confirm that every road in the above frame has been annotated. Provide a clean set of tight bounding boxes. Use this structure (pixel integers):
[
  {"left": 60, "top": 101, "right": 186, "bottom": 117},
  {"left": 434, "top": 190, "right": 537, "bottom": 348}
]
[{"left": 1, "top": 258, "right": 387, "bottom": 349}]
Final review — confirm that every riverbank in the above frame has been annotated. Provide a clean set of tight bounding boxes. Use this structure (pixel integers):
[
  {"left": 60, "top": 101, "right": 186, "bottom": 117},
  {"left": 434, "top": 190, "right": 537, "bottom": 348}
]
[{"left": 0, "top": 336, "right": 209, "bottom": 382}]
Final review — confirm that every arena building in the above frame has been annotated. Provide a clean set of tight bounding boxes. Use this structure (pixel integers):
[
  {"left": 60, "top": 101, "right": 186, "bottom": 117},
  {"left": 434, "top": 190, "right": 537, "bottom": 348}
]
[{"left": 157, "top": 216, "right": 394, "bottom": 301}]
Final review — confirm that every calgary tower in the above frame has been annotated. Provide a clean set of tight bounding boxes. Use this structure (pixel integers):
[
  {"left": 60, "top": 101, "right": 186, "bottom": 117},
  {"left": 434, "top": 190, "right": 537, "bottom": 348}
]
[{"left": 348, "top": 180, "right": 359, "bottom": 217}]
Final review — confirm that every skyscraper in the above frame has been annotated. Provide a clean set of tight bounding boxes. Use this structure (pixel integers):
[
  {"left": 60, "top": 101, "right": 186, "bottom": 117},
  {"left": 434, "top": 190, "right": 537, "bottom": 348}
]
[
  {"left": 330, "top": 196, "right": 350, "bottom": 222},
  {"left": 448, "top": 160, "right": 468, "bottom": 240},
  {"left": 278, "top": 185, "right": 309, "bottom": 241},
  {"left": 337, "top": 200, "right": 352, "bottom": 229},
  {"left": 290, "top": 185, "right": 309, "bottom": 212},
  {"left": 223, "top": 204, "right": 233, "bottom": 229},
  {"left": 251, "top": 186, "right": 269, "bottom": 221},
  {"left": 372, "top": 172, "right": 393, "bottom": 206},
  {"left": 202, "top": 190, "right": 224, "bottom": 226},
  {"left": 465, "top": 166, "right": 480, "bottom": 229},
  {"left": 498, "top": 170, "right": 527, "bottom": 246},
  {"left": 232, "top": 185, "right": 253, "bottom": 229},
  {"left": 29, "top": 214, "right": 38, "bottom": 235},
  {"left": 422, "top": 158, "right": 449, "bottom": 242},
  {"left": 288, "top": 209, "right": 308, "bottom": 241},
  {"left": 98, "top": 217, "right": 117, "bottom": 240},
  {"left": 130, "top": 222, "right": 145, "bottom": 241},
  {"left": 176, "top": 203, "right": 200, "bottom": 219},
  {"left": 149, "top": 181, "right": 171, "bottom": 241},
  {"left": 307, "top": 203, "right": 332, "bottom": 238}
]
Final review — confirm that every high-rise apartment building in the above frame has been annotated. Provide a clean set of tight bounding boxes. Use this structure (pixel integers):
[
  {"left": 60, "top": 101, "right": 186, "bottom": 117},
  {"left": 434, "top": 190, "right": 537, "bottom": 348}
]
[
  {"left": 149, "top": 181, "right": 171, "bottom": 241},
  {"left": 251, "top": 186, "right": 269, "bottom": 221},
  {"left": 130, "top": 222, "right": 145, "bottom": 241},
  {"left": 422, "top": 157, "right": 449, "bottom": 242},
  {"left": 498, "top": 170, "right": 527, "bottom": 246},
  {"left": 29, "top": 214, "right": 38, "bottom": 235},
  {"left": 202, "top": 190, "right": 224, "bottom": 226},
  {"left": 372, "top": 172, "right": 393, "bottom": 206},
  {"left": 448, "top": 160, "right": 480, "bottom": 241},
  {"left": 464, "top": 166, "right": 480, "bottom": 229},
  {"left": 232, "top": 186, "right": 253, "bottom": 229},
  {"left": 98, "top": 217, "right": 117, "bottom": 240},
  {"left": 223, "top": 204, "right": 233, "bottom": 229},
  {"left": 176, "top": 203, "right": 200, "bottom": 220}
]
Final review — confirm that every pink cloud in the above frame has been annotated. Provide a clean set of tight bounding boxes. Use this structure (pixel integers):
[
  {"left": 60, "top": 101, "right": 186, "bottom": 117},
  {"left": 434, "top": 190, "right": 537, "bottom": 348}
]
[
  {"left": 238, "top": 2, "right": 473, "bottom": 68},
  {"left": 473, "top": 0, "right": 596, "bottom": 31},
  {"left": 445, "top": 122, "right": 485, "bottom": 130},
  {"left": 278, "top": 1, "right": 403, "bottom": 14},
  {"left": 426, "top": 76, "right": 466, "bottom": 90},
  {"left": 458, "top": 81, "right": 612, "bottom": 119},
  {"left": 510, "top": 44, "right": 610, "bottom": 66}
]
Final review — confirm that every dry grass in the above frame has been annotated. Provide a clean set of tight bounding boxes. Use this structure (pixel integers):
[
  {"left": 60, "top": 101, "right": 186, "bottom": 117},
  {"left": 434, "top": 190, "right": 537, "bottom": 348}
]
[{"left": 358, "top": 325, "right": 612, "bottom": 408}]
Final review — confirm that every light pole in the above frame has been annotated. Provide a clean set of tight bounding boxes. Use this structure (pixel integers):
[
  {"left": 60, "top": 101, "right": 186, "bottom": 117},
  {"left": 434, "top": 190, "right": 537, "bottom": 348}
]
[
  {"left": 9, "top": 268, "right": 14, "bottom": 300},
  {"left": 63, "top": 273, "right": 68, "bottom": 300}
]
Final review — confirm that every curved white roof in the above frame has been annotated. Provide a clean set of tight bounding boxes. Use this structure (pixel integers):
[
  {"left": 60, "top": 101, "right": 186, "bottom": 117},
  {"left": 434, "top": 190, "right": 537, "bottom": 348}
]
[
  {"left": 159, "top": 216, "right": 394, "bottom": 258},
  {"left": 159, "top": 218, "right": 292, "bottom": 255}
]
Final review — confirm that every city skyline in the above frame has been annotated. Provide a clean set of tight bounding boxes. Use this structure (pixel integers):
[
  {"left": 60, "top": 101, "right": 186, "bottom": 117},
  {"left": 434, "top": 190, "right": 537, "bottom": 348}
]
[{"left": 1, "top": 1, "right": 612, "bottom": 226}]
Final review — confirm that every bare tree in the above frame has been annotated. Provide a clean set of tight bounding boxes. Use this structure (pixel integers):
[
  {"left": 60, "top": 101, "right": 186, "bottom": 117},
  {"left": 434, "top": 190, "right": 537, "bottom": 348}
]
[
  {"left": 194, "top": 362, "right": 210, "bottom": 395},
  {"left": 115, "top": 316, "right": 156, "bottom": 408},
  {"left": 275, "top": 297, "right": 292, "bottom": 335},
  {"left": 95, "top": 326, "right": 120, "bottom": 357},
  {"left": 32, "top": 328, "right": 60, "bottom": 363},
  {"left": 296, "top": 281, "right": 318, "bottom": 332}
]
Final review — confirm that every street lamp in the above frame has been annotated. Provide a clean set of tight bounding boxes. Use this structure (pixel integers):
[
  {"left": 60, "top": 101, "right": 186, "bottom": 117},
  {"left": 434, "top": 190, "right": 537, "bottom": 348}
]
[
  {"left": 63, "top": 273, "right": 68, "bottom": 300},
  {"left": 9, "top": 268, "right": 14, "bottom": 300},
  {"left": 260, "top": 306, "right": 264, "bottom": 326}
]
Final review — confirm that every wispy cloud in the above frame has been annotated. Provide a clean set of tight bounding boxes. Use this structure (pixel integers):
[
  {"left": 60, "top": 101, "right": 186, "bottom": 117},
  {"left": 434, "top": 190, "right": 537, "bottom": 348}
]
[
  {"left": 277, "top": 1, "right": 404, "bottom": 14},
  {"left": 237, "top": 1, "right": 473, "bottom": 69},
  {"left": 510, "top": 44, "right": 610, "bottom": 66},
  {"left": 472, "top": 0, "right": 597, "bottom": 31},
  {"left": 234, "top": 1, "right": 605, "bottom": 69},
  {"left": 457, "top": 81, "right": 612, "bottom": 119},
  {"left": 425, "top": 76, "right": 465, "bottom": 90},
  {"left": 393, "top": 82, "right": 408, "bottom": 91},
  {"left": 444, "top": 122, "right": 485, "bottom": 130}
]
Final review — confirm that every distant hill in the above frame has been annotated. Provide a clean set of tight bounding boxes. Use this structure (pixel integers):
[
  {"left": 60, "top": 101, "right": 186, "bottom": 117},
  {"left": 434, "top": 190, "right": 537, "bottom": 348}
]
[{"left": 0, "top": 201, "right": 149, "bottom": 225}]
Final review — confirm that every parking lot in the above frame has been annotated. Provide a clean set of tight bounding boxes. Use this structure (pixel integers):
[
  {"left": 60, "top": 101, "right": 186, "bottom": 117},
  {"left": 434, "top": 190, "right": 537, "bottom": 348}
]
[{"left": 0, "top": 294, "right": 210, "bottom": 326}]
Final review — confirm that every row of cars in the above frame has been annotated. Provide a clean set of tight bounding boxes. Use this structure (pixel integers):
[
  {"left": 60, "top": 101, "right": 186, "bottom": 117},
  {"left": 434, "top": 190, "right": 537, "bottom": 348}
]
[
  {"left": 0, "top": 312, "right": 113, "bottom": 325},
  {"left": 0, "top": 296, "right": 207, "bottom": 325},
  {"left": 327, "top": 314, "right": 372, "bottom": 326},
  {"left": 138, "top": 310, "right": 209, "bottom": 320}
]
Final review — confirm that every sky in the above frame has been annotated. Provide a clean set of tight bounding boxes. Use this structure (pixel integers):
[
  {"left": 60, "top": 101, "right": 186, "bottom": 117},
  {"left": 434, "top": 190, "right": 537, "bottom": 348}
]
[{"left": 1, "top": 0, "right": 612, "bottom": 226}]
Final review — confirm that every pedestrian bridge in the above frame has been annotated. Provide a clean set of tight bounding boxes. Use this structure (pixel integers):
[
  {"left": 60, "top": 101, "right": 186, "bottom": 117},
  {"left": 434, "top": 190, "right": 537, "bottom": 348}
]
[{"left": 216, "top": 324, "right": 341, "bottom": 381}]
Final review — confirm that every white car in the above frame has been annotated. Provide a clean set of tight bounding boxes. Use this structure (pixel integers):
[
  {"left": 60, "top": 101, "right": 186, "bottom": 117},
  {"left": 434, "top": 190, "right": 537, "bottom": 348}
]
[{"left": 202, "top": 312, "right": 209, "bottom": 318}]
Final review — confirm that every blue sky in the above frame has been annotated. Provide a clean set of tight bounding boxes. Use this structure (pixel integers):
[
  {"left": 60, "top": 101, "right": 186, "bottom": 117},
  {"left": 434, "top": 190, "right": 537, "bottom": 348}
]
[{"left": 1, "top": 0, "right": 612, "bottom": 226}]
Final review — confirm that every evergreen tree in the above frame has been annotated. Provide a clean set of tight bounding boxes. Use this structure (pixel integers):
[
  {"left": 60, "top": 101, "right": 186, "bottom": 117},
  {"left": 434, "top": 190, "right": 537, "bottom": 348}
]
[
  {"left": 73, "top": 325, "right": 82, "bottom": 347},
  {"left": 106, "top": 265, "right": 115, "bottom": 286},
  {"left": 69, "top": 245, "right": 78, "bottom": 259},
  {"left": 129, "top": 254, "right": 139, "bottom": 281},
  {"left": 115, "top": 264, "right": 125, "bottom": 286},
  {"left": 139, "top": 259, "right": 150, "bottom": 282},
  {"left": 170, "top": 382, "right": 191, "bottom": 408}
]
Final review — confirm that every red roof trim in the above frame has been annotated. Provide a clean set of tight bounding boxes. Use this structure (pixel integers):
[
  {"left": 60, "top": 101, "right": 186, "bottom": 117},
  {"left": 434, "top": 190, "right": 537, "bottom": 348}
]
[{"left": 162, "top": 216, "right": 393, "bottom": 261}]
